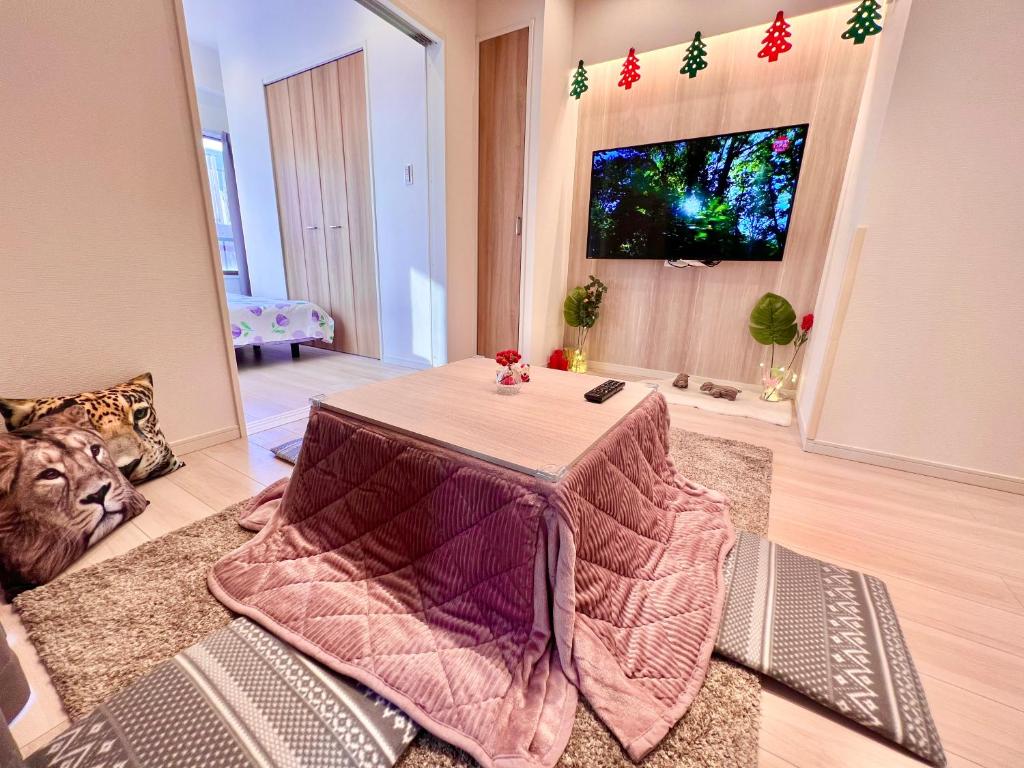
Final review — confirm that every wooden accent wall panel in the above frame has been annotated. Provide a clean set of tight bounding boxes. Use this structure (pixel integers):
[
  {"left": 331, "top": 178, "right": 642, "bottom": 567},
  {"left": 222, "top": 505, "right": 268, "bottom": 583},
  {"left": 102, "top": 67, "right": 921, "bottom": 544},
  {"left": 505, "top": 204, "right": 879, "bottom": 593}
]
[
  {"left": 566, "top": 8, "right": 875, "bottom": 382},
  {"left": 265, "top": 52, "right": 380, "bottom": 359},
  {"left": 477, "top": 27, "right": 529, "bottom": 357}
]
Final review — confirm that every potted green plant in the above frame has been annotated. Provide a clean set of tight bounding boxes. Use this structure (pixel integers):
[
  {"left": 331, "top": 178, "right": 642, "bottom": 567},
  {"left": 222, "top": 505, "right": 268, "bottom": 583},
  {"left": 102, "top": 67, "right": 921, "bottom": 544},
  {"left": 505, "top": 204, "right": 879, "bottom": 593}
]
[
  {"left": 562, "top": 275, "right": 608, "bottom": 373},
  {"left": 748, "top": 292, "right": 813, "bottom": 401}
]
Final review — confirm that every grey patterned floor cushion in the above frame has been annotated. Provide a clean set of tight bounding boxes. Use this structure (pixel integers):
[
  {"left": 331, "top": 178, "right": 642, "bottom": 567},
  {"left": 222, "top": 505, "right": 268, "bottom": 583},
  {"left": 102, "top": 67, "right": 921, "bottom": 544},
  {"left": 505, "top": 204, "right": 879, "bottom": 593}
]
[
  {"left": 27, "top": 618, "right": 418, "bottom": 768},
  {"left": 271, "top": 437, "right": 304, "bottom": 465},
  {"left": 717, "top": 531, "right": 946, "bottom": 767}
]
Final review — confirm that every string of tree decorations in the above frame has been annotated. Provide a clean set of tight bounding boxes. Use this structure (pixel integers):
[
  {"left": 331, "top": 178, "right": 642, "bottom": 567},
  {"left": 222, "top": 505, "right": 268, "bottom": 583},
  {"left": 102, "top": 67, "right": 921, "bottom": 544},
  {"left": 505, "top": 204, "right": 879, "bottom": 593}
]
[
  {"left": 679, "top": 31, "right": 708, "bottom": 78},
  {"left": 618, "top": 47, "right": 641, "bottom": 89},
  {"left": 568, "top": 3, "right": 883, "bottom": 99},
  {"left": 759, "top": 10, "right": 793, "bottom": 62},
  {"left": 842, "top": 0, "right": 883, "bottom": 44},
  {"left": 569, "top": 60, "right": 589, "bottom": 99}
]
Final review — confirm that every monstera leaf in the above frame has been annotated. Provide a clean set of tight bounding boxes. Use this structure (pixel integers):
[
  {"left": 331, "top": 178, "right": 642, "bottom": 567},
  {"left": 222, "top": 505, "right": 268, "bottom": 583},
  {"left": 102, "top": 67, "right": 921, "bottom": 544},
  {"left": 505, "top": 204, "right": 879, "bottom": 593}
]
[
  {"left": 563, "top": 287, "right": 588, "bottom": 328},
  {"left": 749, "top": 292, "right": 798, "bottom": 346}
]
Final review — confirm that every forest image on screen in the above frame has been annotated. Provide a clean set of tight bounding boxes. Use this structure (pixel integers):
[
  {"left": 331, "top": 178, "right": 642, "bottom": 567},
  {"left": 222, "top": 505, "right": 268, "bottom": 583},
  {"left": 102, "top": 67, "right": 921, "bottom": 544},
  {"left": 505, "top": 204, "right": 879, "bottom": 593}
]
[{"left": 586, "top": 125, "right": 808, "bottom": 261}]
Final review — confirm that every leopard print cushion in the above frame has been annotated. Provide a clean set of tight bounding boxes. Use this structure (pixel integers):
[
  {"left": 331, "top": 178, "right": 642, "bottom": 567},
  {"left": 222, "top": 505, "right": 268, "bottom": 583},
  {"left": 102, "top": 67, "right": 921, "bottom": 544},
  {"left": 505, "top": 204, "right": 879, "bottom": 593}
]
[{"left": 0, "top": 373, "right": 183, "bottom": 484}]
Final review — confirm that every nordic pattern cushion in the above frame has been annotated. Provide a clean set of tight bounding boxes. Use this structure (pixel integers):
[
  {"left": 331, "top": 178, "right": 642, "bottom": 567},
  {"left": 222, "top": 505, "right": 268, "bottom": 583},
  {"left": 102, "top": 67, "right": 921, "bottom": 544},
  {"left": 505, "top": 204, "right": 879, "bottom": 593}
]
[
  {"left": 716, "top": 530, "right": 946, "bottom": 767},
  {"left": 26, "top": 618, "right": 419, "bottom": 768},
  {"left": 0, "top": 373, "right": 182, "bottom": 484}
]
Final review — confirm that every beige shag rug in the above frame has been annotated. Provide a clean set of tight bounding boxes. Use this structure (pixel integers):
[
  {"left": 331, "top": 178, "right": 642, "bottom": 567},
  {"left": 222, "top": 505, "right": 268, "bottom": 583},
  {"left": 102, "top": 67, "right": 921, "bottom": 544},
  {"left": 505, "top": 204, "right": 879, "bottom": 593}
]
[{"left": 15, "top": 428, "right": 771, "bottom": 767}]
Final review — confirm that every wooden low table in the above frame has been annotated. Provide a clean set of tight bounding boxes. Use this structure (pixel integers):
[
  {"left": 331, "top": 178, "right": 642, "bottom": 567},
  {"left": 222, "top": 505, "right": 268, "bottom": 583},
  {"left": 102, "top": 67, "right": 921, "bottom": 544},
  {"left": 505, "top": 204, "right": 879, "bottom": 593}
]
[{"left": 318, "top": 357, "right": 653, "bottom": 478}]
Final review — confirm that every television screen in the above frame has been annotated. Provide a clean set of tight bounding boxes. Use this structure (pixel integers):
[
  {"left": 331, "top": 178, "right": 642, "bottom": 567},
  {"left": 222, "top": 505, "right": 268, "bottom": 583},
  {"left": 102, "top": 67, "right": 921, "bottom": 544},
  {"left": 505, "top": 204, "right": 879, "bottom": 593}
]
[{"left": 586, "top": 124, "right": 809, "bottom": 262}]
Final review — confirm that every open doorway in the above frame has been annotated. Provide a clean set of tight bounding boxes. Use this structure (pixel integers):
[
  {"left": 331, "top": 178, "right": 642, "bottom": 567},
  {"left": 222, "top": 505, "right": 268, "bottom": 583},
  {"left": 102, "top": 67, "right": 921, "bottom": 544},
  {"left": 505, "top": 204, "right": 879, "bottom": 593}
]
[{"left": 181, "top": 0, "right": 444, "bottom": 432}]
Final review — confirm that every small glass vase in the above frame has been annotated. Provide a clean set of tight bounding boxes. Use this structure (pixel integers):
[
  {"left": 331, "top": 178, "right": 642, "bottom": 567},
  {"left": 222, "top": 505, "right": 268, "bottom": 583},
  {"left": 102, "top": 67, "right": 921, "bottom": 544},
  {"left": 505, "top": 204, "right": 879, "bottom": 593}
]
[
  {"left": 760, "top": 365, "right": 795, "bottom": 402},
  {"left": 496, "top": 367, "right": 523, "bottom": 395},
  {"left": 567, "top": 347, "right": 588, "bottom": 374}
]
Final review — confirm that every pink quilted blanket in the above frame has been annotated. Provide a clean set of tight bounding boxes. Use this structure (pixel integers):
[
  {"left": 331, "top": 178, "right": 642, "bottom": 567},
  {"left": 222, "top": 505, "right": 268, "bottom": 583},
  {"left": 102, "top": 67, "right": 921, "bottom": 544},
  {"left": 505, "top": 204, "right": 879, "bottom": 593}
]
[{"left": 209, "top": 394, "right": 734, "bottom": 767}]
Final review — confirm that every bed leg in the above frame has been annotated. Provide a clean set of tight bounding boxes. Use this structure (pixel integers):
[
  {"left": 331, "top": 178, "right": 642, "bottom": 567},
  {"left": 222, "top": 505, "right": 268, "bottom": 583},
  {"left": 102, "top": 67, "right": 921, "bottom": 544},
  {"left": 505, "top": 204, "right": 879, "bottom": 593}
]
[
  {"left": 252, "top": 345, "right": 262, "bottom": 360},
  {"left": 291, "top": 343, "right": 300, "bottom": 359}
]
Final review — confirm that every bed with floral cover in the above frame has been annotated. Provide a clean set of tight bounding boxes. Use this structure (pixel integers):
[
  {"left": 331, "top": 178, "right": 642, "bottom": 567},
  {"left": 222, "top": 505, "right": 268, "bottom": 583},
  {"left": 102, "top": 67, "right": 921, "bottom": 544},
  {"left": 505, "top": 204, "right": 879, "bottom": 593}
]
[{"left": 227, "top": 294, "right": 335, "bottom": 348}]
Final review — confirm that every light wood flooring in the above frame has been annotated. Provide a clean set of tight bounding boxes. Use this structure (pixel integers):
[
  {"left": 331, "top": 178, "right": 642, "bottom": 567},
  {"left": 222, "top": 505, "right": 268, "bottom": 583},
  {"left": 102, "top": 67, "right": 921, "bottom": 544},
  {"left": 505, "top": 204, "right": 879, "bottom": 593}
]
[
  {"left": 4, "top": 356, "right": 1023, "bottom": 766},
  {"left": 235, "top": 343, "right": 414, "bottom": 427}
]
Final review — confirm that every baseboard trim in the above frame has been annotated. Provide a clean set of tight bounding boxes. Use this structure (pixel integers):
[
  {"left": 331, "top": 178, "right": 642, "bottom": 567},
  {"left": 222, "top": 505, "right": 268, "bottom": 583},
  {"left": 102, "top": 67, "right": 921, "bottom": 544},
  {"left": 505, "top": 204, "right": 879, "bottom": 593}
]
[
  {"left": 805, "top": 438, "right": 1024, "bottom": 496},
  {"left": 587, "top": 359, "right": 679, "bottom": 381},
  {"left": 381, "top": 354, "right": 430, "bottom": 371},
  {"left": 245, "top": 407, "right": 311, "bottom": 435},
  {"left": 171, "top": 425, "right": 241, "bottom": 455}
]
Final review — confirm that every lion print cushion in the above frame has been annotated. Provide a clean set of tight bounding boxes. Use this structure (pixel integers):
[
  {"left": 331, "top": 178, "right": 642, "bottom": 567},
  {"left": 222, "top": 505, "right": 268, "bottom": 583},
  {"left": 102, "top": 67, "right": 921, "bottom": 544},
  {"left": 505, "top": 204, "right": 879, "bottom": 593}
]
[
  {"left": 0, "top": 407, "right": 149, "bottom": 590},
  {"left": 0, "top": 373, "right": 182, "bottom": 484}
]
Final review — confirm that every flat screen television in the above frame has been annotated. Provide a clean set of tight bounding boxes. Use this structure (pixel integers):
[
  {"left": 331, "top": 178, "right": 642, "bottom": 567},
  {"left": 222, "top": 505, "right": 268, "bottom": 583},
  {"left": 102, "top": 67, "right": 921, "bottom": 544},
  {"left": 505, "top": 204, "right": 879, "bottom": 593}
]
[{"left": 586, "top": 124, "right": 809, "bottom": 262}]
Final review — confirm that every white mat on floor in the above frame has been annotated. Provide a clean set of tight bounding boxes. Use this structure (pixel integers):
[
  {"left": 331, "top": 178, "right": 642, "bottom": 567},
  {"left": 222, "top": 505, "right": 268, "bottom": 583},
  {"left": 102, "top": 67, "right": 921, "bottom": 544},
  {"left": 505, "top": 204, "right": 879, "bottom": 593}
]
[{"left": 640, "top": 374, "right": 793, "bottom": 426}]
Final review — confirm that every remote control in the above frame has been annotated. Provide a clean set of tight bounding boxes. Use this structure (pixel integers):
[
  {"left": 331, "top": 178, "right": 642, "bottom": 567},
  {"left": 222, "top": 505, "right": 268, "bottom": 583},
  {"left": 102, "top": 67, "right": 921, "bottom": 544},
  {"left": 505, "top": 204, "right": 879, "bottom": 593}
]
[{"left": 584, "top": 379, "right": 626, "bottom": 403}]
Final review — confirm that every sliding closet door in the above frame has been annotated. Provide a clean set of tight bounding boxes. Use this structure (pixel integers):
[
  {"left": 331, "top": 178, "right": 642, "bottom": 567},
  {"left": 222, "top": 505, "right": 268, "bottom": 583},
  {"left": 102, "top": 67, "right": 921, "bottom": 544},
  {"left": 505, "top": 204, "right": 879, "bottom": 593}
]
[
  {"left": 266, "top": 79, "right": 311, "bottom": 301},
  {"left": 336, "top": 52, "right": 380, "bottom": 360},
  {"left": 477, "top": 27, "right": 529, "bottom": 357},
  {"left": 267, "top": 52, "right": 380, "bottom": 359},
  {"left": 310, "top": 60, "right": 359, "bottom": 354},
  {"left": 285, "top": 71, "right": 333, "bottom": 321}
]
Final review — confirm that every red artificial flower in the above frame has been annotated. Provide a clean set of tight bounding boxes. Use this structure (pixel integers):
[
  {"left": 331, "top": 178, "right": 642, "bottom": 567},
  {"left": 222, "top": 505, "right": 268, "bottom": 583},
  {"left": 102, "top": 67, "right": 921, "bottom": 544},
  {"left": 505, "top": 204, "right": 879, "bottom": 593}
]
[
  {"left": 801, "top": 313, "right": 814, "bottom": 332},
  {"left": 500, "top": 374, "right": 515, "bottom": 385},
  {"left": 496, "top": 349, "right": 521, "bottom": 366},
  {"left": 547, "top": 348, "right": 569, "bottom": 371}
]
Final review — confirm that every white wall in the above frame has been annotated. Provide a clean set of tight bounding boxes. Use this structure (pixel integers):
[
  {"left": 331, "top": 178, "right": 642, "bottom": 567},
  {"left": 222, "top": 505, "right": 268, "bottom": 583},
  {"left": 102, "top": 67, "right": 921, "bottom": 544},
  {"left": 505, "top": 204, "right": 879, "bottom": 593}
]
[
  {"left": 390, "top": 0, "right": 478, "bottom": 362},
  {"left": 198, "top": 0, "right": 434, "bottom": 367},
  {"left": 0, "top": 0, "right": 242, "bottom": 447},
  {"left": 188, "top": 40, "right": 230, "bottom": 133},
  {"left": 809, "top": 0, "right": 1024, "bottom": 484}
]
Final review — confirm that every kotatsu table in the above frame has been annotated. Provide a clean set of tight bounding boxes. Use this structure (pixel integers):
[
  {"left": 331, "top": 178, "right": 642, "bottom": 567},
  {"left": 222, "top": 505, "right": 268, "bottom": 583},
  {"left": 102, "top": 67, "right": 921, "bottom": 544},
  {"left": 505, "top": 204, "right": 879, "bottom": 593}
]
[{"left": 210, "top": 359, "right": 734, "bottom": 768}]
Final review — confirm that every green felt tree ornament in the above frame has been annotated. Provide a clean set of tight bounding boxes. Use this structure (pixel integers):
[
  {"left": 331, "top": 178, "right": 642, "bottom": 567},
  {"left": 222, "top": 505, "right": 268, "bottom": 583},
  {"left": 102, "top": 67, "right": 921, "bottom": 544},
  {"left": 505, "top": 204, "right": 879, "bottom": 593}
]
[
  {"left": 841, "top": 0, "right": 883, "bottom": 45},
  {"left": 569, "top": 60, "right": 589, "bottom": 99},
  {"left": 680, "top": 31, "right": 709, "bottom": 79}
]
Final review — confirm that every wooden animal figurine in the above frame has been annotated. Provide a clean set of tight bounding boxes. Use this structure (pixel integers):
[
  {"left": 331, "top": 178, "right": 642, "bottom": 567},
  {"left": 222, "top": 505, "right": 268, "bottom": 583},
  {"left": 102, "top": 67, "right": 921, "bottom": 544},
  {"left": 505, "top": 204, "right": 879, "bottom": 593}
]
[
  {"left": 700, "top": 381, "right": 740, "bottom": 401},
  {"left": 672, "top": 373, "right": 689, "bottom": 389}
]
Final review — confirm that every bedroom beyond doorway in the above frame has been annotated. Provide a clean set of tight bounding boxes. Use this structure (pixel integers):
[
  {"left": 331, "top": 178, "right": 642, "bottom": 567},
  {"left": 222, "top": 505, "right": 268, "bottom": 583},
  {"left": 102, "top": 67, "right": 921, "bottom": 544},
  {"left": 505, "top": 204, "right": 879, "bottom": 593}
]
[{"left": 181, "top": 0, "right": 440, "bottom": 429}]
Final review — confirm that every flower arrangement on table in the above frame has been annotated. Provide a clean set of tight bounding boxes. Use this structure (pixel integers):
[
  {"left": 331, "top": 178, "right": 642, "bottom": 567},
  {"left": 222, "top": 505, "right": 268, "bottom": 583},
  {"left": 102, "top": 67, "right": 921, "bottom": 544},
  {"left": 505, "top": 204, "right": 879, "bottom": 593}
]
[
  {"left": 748, "top": 292, "right": 813, "bottom": 401},
  {"left": 495, "top": 349, "right": 530, "bottom": 394}
]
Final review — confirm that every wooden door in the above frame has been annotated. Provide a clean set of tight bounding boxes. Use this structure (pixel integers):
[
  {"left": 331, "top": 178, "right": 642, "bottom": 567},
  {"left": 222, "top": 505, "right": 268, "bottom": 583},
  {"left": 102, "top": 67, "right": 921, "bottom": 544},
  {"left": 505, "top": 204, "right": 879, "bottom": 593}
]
[
  {"left": 265, "top": 53, "right": 380, "bottom": 359},
  {"left": 477, "top": 28, "right": 529, "bottom": 357}
]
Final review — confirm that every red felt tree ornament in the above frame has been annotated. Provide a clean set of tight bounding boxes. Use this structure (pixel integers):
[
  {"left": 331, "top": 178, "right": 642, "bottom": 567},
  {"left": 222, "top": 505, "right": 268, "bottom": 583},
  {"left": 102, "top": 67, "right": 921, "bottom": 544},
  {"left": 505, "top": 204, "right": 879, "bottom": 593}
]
[
  {"left": 618, "top": 47, "right": 641, "bottom": 90},
  {"left": 758, "top": 10, "right": 793, "bottom": 62}
]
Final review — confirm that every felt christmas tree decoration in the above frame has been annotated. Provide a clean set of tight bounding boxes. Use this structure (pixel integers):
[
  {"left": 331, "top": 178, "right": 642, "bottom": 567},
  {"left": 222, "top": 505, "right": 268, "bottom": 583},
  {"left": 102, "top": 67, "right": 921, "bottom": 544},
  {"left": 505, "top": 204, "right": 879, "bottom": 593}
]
[
  {"left": 680, "top": 31, "right": 708, "bottom": 79},
  {"left": 569, "top": 60, "right": 589, "bottom": 99},
  {"left": 618, "top": 47, "right": 641, "bottom": 90},
  {"left": 758, "top": 10, "right": 793, "bottom": 62},
  {"left": 842, "top": 0, "right": 883, "bottom": 44}
]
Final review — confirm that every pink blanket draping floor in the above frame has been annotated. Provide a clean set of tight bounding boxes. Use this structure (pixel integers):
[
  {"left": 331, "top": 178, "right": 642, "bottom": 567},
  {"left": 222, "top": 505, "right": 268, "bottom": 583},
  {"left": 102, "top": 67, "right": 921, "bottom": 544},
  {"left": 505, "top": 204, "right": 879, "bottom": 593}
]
[{"left": 209, "top": 394, "right": 734, "bottom": 767}]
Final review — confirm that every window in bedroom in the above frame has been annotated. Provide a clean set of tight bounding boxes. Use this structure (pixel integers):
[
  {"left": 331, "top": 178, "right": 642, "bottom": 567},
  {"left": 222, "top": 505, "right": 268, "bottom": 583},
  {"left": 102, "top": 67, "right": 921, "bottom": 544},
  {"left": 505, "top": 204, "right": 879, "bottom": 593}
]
[{"left": 202, "top": 132, "right": 250, "bottom": 293}]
